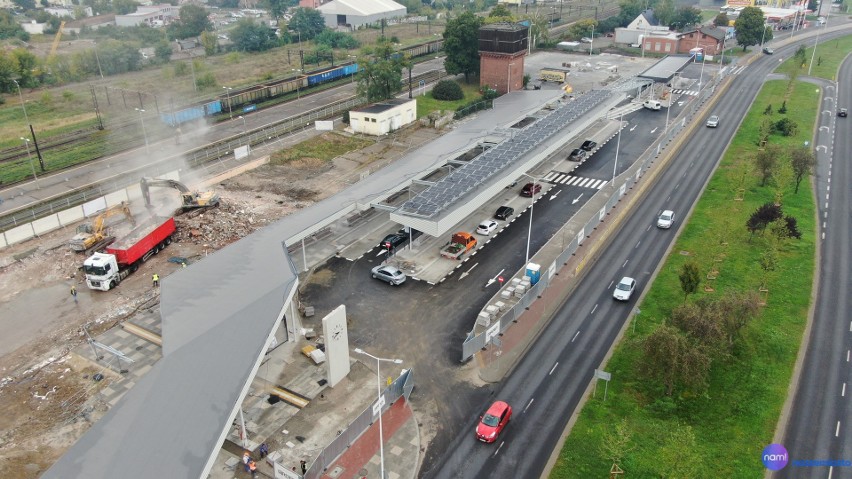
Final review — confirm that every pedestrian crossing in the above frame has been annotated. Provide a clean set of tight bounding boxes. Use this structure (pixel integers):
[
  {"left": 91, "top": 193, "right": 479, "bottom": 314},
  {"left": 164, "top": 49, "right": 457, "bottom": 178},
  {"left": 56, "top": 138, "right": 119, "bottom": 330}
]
[
  {"left": 672, "top": 89, "right": 699, "bottom": 96},
  {"left": 543, "top": 171, "right": 608, "bottom": 189}
]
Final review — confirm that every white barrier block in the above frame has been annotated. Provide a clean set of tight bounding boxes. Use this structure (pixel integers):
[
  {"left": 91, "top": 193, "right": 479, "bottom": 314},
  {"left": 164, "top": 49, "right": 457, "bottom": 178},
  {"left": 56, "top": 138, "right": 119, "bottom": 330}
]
[
  {"left": 494, "top": 301, "right": 506, "bottom": 311},
  {"left": 476, "top": 312, "right": 491, "bottom": 327},
  {"left": 485, "top": 305, "right": 499, "bottom": 316},
  {"left": 32, "top": 215, "right": 61, "bottom": 236},
  {"left": 57, "top": 206, "right": 86, "bottom": 227},
  {"left": 3, "top": 223, "right": 36, "bottom": 246},
  {"left": 500, "top": 290, "right": 512, "bottom": 300},
  {"left": 104, "top": 190, "right": 129, "bottom": 207}
]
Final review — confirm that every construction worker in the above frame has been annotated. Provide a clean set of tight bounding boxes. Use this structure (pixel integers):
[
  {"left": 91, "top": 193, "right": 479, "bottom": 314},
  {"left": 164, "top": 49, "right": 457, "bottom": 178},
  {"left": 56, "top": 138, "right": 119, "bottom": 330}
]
[
  {"left": 152, "top": 273, "right": 159, "bottom": 287},
  {"left": 70, "top": 285, "right": 78, "bottom": 303},
  {"left": 242, "top": 451, "right": 251, "bottom": 472},
  {"left": 248, "top": 459, "right": 257, "bottom": 478}
]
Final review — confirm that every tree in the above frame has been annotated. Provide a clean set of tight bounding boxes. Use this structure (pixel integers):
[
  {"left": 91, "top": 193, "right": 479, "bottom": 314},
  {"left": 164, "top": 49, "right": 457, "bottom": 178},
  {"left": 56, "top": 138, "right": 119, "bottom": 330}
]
[
  {"left": 714, "top": 12, "right": 729, "bottom": 27},
  {"left": 654, "top": 0, "right": 676, "bottom": 27},
  {"left": 746, "top": 202, "right": 782, "bottom": 237},
  {"left": 489, "top": 4, "right": 512, "bottom": 18},
  {"left": 267, "top": 0, "right": 295, "bottom": 19},
  {"left": 0, "top": 11, "right": 28, "bottom": 42},
  {"left": 12, "top": 0, "right": 36, "bottom": 10},
  {"left": 734, "top": 7, "right": 766, "bottom": 51},
  {"left": 113, "top": 0, "right": 140, "bottom": 15},
  {"left": 12, "top": 49, "right": 38, "bottom": 88},
  {"left": 200, "top": 31, "right": 218, "bottom": 56},
  {"left": 754, "top": 146, "right": 779, "bottom": 186},
  {"left": 669, "top": 6, "right": 702, "bottom": 31},
  {"left": 288, "top": 7, "right": 325, "bottom": 40},
  {"left": 678, "top": 261, "right": 701, "bottom": 301},
  {"left": 168, "top": 4, "right": 213, "bottom": 40},
  {"left": 568, "top": 19, "right": 597, "bottom": 40},
  {"left": 0, "top": 50, "right": 20, "bottom": 94},
  {"left": 642, "top": 325, "right": 711, "bottom": 396},
  {"left": 599, "top": 419, "right": 635, "bottom": 467},
  {"left": 356, "top": 41, "right": 403, "bottom": 102},
  {"left": 807, "top": 0, "right": 818, "bottom": 11},
  {"left": 790, "top": 147, "right": 815, "bottom": 194},
  {"left": 443, "top": 11, "right": 483, "bottom": 83},
  {"left": 616, "top": 0, "right": 644, "bottom": 26},
  {"left": 231, "top": 19, "right": 278, "bottom": 52},
  {"left": 155, "top": 40, "right": 173, "bottom": 63}
]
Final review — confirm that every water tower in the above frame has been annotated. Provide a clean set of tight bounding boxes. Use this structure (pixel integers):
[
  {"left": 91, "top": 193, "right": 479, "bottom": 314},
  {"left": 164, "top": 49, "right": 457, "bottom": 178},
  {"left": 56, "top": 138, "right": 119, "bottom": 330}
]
[{"left": 478, "top": 22, "right": 529, "bottom": 95}]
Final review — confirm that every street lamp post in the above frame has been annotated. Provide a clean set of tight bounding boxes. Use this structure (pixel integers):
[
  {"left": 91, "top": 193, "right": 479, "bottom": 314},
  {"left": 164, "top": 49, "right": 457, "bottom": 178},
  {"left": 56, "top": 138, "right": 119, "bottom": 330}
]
[
  {"left": 292, "top": 69, "right": 301, "bottom": 99},
  {"left": 520, "top": 173, "right": 542, "bottom": 263},
  {"left": 223, "top": 86, "right": 233, "bottom": 119},
  {"left": 698, "top": 52, "right": 706, "bottom": 91},
  {"left": 238, "top": 115, "right": 248, "bottom": 147},
  {"left": 664, "top": 71, "right": 680, "bottom": 135},
  {"left": 134, "top": 108, "right": 149, "bottom": 154},
  {"left": 12, "top": 79, "right": 30, "bottom": 126},
  {"left": 611, "top": 109, "right": 624, "bottom": 185},
  {"left": 354, "top": 348, "right": 403, "bottom": 479},
  {"left": 589, "top": 24, "right": 594, "bottom": 56},
  {"left": 20, "top": 137, "right": 40, "bottom": 189}
]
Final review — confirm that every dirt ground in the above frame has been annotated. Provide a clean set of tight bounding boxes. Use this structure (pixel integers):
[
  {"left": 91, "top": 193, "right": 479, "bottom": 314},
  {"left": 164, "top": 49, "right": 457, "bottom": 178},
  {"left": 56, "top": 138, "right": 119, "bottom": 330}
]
[{"left": 0, "top": 126, "right": 441, "bottom": 478}]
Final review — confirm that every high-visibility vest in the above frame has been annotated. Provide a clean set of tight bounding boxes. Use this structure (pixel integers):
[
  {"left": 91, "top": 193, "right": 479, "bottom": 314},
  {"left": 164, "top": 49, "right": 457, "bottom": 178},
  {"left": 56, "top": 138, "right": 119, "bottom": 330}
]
[
  {"left": 153, "top": 274, "right": 159, "bottom": 281},
  {"left": 249, "top": 461, "right": 257, "bottom": 471}
]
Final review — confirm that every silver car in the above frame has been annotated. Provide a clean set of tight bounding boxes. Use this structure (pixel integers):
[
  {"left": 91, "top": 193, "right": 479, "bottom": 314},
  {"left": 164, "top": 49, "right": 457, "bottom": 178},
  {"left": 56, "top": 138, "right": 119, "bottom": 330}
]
[
  {"left": 371, "top": 265, "right": 406, "bottom": 286},
  {"left": 657, "top": 210, "right": 675, "bottom": 229},
  {"left": 706, "top": 115, "right": 720, "bottom": 128}
]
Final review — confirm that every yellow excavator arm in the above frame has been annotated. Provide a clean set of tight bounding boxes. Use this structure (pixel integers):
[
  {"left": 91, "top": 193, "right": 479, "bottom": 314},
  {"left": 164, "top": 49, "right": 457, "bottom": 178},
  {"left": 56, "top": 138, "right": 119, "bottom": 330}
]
[{"left": 69, "top": 201, "right": 135, "bottom": 252}]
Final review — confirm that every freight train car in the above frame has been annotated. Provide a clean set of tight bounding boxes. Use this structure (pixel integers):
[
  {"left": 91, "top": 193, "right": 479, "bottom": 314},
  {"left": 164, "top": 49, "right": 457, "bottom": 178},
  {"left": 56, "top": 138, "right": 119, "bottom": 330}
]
[
  {"left": 161, "top": 100, "right": 223, "bottom": 127},
  {"left": 306, "top": 62, "right": 358, "bottom": 86}
]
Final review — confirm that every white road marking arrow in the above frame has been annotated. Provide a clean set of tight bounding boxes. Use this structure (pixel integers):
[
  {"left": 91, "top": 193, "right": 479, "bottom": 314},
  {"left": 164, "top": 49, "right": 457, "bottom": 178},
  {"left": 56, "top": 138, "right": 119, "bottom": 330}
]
[
  {"left": 484, "top": 268, "right": 506, "bottom": 288},
  {"left": 572, "top": 193, "right": 584, "bottom": 205},
  {"left": 459, "top": 262, "right": 478, "bottom": 280}
]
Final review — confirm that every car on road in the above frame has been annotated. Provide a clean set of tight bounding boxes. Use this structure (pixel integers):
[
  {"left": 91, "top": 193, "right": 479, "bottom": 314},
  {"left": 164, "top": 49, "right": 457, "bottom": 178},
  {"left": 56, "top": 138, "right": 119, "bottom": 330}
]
[
  {"left": 476, "top": 220, "right": 499, "bottom": 236},
  {"left": 706, "top": 115, "right": 720, "bottom": 128},
  {"left": 476, "top": 401, "right": 512, "bottom": 443},
  {"left": 370, "top": 265, "right": 406, "bottom": 286},
  {"left": 494, "top": 206, "right": 514, "bottom": 220},
  {"left": 521, "top": 182, "right": 541, "bottom": 197},
  {"left": 613, "top": 277, "right": 636, "bottom": 301},
  {"left": 581, "top": 140, "right": 597, "bottom": 151},
  {"left": 643, "top": 99, "right": 661, "bottom": 111},
  {"left": 762, "top": 47, "right": 774, "bottom": 55},
  {"left": 580, "top": 37, "right": 592, "bottom": 43},
  {"left": 568, "top": 148, "right": 587, "bottom": 161},
  {"left": 378, "top": 233, "right": 407, "bottom": 251},
  {"left": 839, "top": 108, "right": 848, "bottom": 117},
  {"left": 657, "top": 210, "right": 675, "bottom": 229}
]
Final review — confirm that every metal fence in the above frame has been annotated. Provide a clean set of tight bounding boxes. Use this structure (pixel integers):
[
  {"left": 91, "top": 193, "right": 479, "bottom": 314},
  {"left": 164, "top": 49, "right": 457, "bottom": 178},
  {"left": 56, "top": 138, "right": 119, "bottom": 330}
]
[
  {"left": 460, "top": 66, "right": 731, "bottom": 361},
  {"left": 303, "top": 368, "right": 414, "bottom": 479}
]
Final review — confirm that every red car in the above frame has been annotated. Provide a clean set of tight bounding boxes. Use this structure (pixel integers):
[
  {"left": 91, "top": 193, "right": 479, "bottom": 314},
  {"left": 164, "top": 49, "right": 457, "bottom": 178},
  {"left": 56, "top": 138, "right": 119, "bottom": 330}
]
[{"left": 476, "top": 401, "right": 512, "bottom": 443}]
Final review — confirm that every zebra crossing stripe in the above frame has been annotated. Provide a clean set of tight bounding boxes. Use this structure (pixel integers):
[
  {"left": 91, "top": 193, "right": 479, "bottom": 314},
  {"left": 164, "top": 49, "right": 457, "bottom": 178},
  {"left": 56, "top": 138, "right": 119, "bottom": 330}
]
[
  {"left": 553, "top": 173, "right": 567, "bottom": 183},
  {"left": 544, "top": 172, "right": 559, "bottom": 181},
  {"left": 545, "top": 172, "right": 608, "bottom": 190}
]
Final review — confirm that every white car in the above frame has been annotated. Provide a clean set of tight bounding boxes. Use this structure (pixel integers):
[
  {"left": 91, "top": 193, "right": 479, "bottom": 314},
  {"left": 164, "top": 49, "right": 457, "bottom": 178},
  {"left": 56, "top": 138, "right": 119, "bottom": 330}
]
[
  {"left": 476, "top": 220, "right": 499, "bottom": 236},
  {"left": 580, "top": 37, "right": 593, "bottom": 43},
  {"left": 613, "top": 277, "right": 636, "bottom": 301},
  {"left": 371, "top": 265, "right": 406, "bottom": 286},
  {"left": 657, "top": 210, "right": 675, "bottom": 229},
  {"left": 706, "top": 115, "right": 720, "bottom": 128}
]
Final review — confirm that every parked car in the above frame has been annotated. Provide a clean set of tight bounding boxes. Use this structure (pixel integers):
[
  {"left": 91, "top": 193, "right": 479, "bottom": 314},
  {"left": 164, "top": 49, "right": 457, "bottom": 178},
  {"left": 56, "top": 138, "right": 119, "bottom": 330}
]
[
  {"left": 581, "top": 140, "right": 597, "bottom": 151},
  {"left": 476, "top": 220, "right": 499, "bottom": 235},
  {"left": 762, "top": 47, "right": 774, "bottom": 55},
  {"left": 580, "top": 37, "right": 592, "bottom": 43},
  {"left": 706, "top": 115, "right": 720, "bottom": 128},
  {"left": 378, "top": 233, "right": 407, "bottom": 251},
  {"left": 568, "top": 148, "right": 587, "bottom": 161},
  {"left": 521, "top": 182, "right": 542, "bottom": 197},
  {"left": 643, "top": 100, "right": 661, "bottom": 111},
  {"left": 370, "top": 265, "right": 406, "bottom": 286},
  {"left": 476, "top": 401, "right": 512, "bottom": 443},
  {"left": 839, "top": 108, "right": 848, "bottom": 117},
  {"left": 494, "top": 206, "right": 514, "bottom": 220},
  {"left": 657, "top": 210, "right": 675, "bottom": 229},
  {"left": 613, "top": 277, "right": 636, "bottom": 301}
]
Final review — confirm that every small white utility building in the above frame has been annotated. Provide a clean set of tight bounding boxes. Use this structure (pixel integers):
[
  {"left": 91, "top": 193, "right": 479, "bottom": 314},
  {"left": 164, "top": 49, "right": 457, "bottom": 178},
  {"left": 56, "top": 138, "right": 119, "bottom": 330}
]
[
  {"left": 317, "top": 0, "right": 406, "bottom": 29},
  {"left": 349, "top": 98, "right": 416, "bottom": 136}
]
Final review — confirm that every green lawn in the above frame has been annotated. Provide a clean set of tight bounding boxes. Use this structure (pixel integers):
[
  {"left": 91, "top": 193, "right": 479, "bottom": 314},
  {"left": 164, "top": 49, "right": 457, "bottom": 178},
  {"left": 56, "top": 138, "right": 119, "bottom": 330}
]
[
  {"left": 776, "top": 33, "right": 852, "bottom": 81},
  {"left": 551, "top": 79, "right": 819, "bottom": 478},
  {"left": 415, "top": 81, "right": 483, "bottom": 118},
  {"left": 268, "top": 131, "right": 372, "bottom": 165}
]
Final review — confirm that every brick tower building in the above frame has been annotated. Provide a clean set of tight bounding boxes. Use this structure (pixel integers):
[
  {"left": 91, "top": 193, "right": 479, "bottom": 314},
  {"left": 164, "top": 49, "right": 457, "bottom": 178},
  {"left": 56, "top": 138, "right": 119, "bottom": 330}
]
[{"left": 478, "top": 23, "right": 528, "bottom": 95}]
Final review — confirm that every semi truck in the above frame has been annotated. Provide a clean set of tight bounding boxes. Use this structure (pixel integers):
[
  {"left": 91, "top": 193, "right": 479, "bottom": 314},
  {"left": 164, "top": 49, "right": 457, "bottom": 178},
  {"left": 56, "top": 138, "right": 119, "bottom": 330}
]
[
  {"left": 83, "top": 216, "right": 176, "bottom": 291},
  {"left": 440, "top": 232, "right": 477, "bottom": 260}
]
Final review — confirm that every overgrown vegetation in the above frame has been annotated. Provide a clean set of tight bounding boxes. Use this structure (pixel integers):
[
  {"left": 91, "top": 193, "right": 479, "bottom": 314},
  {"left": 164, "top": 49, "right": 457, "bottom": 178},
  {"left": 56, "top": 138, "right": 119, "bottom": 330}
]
[{"left": 268, "top": 132, "right": 372, "bottom": 166}]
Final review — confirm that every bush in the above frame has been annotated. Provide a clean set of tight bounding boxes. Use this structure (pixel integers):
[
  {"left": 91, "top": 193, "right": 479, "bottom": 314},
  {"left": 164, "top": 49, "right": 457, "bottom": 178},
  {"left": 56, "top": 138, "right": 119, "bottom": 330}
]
[
  {"left": 432, "top": 80, "right": 464, "bottom": 101},
  {"left": 342, "top": 110, "right": 350, "bottom": 124},
  {"left": 772, "top": 118, "right": 797, "bottom": 136}
]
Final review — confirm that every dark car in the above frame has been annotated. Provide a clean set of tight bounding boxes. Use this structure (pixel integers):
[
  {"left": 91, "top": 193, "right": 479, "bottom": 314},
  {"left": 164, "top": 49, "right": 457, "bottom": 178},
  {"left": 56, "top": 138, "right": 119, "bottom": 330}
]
[
  {"left": 378, "top": 233, "right": 407, "bottom": 250},
  {"left": 476, "top": 401, "right": 512, "bottom": 443},
  {"left": 581, "top": 140, "right": 597, "bottom": 151},
  {"left": 762, "top": 47, "right": 774, "bottom": 55},
  {"left": 494, "top": 206, "right": 515, "bottom": 220},
  {"left": 839, "top": 108, "right": 848, "bottom": 117},
  {"left": 521, "top": 182, "right": 542, "bottom": 197},
  {"left": 568, "top": 148, "right": 587, "bottom": 161}
]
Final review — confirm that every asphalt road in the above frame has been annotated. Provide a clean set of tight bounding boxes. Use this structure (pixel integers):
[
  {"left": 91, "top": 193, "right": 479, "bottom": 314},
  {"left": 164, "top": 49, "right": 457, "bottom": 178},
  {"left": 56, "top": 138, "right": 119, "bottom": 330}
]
[
  {"left": 777, "top": 54, "right": 852, "bottom": 477},
  {"left": 425, "top": 29, "right": 852, "bottom": 479}
]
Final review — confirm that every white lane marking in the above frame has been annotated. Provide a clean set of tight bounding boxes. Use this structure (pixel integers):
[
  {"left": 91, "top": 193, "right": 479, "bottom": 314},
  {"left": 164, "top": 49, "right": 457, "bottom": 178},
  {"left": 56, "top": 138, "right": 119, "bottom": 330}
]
[
  {"left": 572, "top": 331, "right": 580, "bottom": 342},
  {"left": 843, "top": 383, "right": 846, "bottom": 397},
  {"left": 622, "top": 259, "right": 629, "bottom": 268},
  {"left": 836, "top": 421, "right": 841, "bottom": 437},
  {"left": 847, "top": 350, "right": 850, "bottom": 362},
  {"left": 549, "top": 363, "right": 558, "bottom": 375},
  {"left": 635, "top": 241, "right": 641, "bottom": 249},
  {"left": 524, "top": 398, "right": 534, "bottom": 412},
  {"left": 493, "top": 441, "right": 505, "bottom": 457},
  {"left": 591, "top": 304, "right": 598, "bottom": 315}
]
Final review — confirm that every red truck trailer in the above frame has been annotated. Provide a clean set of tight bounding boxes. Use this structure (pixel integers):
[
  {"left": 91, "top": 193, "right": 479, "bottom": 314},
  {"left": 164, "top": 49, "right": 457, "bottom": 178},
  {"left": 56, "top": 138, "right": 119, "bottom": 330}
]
[{"left": 83, "top": 216, "right": 176, "bottom": 291}]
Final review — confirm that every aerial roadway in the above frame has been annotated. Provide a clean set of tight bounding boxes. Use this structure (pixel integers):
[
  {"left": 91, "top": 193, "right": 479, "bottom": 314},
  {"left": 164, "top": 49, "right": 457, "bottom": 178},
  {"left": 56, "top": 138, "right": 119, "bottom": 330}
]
[
  {"left": 778, "top": 51, "right": 852, "bottom": 478},
  {"left": 423, "top": 29, "right": 852, "bottom": 479}
]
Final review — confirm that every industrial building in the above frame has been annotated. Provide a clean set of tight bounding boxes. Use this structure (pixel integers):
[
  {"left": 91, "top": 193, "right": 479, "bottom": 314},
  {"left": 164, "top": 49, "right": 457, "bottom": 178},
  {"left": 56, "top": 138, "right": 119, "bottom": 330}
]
[
  {"left": 348, "top": 98, "right": 417, "bottom": 136},
  {"left": 316, "top": 0, "right": 406, "bottom": 30}
]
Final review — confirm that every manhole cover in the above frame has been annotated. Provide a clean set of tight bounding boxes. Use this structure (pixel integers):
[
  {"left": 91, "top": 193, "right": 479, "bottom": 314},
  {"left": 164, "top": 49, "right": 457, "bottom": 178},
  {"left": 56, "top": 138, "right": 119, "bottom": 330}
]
[{"left": 327, "top": 466, "right": 344, "bottom": 478}]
